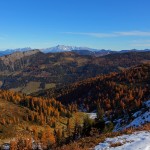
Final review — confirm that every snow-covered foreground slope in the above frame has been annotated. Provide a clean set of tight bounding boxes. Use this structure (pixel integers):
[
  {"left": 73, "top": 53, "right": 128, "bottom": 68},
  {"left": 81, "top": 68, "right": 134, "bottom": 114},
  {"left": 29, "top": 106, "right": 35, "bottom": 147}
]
[{"left": 94, "top": 131, "right": 150, "bottom": 150}]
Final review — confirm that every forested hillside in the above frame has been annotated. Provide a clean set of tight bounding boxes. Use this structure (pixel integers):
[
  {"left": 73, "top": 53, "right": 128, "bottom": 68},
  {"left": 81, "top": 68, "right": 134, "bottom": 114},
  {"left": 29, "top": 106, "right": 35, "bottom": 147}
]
[
  {"left": 41, "top": 64, "right": 150, "bottom": 118},
  {"left": 0, "top": 51, "right": 149, "bottom": 94},
  {"left": 0, "top": 89, "right": 79, "bottom": 147}
]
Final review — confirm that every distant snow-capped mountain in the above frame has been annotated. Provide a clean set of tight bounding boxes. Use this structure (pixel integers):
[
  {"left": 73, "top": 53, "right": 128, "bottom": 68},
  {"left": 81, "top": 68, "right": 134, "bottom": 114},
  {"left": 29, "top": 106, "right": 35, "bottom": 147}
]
[
  {"left": 0, "top": 45, "right": 112, "bottom": 57},
  {"left": 41, "top": 45, "right": 101, "bottom": 53},
  {"left": 40, "top": 45, "right": 114, "bottom": 56},
  {"left": 0, "top": 47, "right": 32, "bottom": 56},
  {"left": 40, "top": 45, "right": 150, "bottom": 54}
]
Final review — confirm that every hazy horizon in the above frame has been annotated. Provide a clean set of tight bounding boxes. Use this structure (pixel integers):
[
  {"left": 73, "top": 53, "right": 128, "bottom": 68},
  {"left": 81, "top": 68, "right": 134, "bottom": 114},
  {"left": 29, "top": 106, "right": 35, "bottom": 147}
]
[{"left": 0, "top": 44, "right": 150, "bottom": 52}]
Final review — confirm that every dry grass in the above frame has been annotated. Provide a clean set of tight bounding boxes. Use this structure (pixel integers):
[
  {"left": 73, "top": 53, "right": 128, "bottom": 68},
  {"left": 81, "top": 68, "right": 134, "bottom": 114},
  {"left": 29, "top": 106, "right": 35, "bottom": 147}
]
[
  {"left": 77, "top": 58, "right": 89, "bottom": 66},
  {"left": 45, "top": 83, "right": 56, "bottom": 89},
  {"left": 10, "top": 81, "right": 42, "bottom": 94},
  {"left": 56, "top": 112, "right": 86, "bottom": 132},
  {"left": 56, "top": 142, "right": 89, "bottom": 150},
  {"left": 22, "top": 81, "right": 41, "bottom": 94},
  {"left": 110, "top": 142, "right": 123, "bottom": 147},
  {"left": 63, "top": 57, "right": 75, "bottom": 62}
]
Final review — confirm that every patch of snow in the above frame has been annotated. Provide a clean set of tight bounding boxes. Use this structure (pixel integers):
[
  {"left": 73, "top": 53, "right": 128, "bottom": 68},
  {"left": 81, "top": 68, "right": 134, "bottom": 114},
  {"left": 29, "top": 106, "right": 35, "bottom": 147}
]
[
  {"left": 94, "top": 131, "right": 150, "bottom": 150},
  {"left": 132, "top": 110, "right": 142, "bottom": 118},
  {"left": 105, "top": 121, "right": 111, "bottom": 124},
  {"left": 87, "top": 113, "right": 97, "bottom": 119}
]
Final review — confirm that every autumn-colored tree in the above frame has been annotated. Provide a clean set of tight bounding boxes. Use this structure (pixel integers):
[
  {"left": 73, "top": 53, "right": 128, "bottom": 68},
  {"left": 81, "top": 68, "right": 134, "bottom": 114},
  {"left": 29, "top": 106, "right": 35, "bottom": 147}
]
[
  {"left": 97, "top": 102, "right": 104, "bottom": 121},
  {"left": 67, "top": 118, "right": 72, "bottom": 137},
  {"left": 82, "top": 115, "right": 93, "bottom": 136},
  {"left": 10, "top": 141, "right": 17, "bottom": 150},
  {"left": 56, "top": 129, "right": 62, "bottom": 144}
]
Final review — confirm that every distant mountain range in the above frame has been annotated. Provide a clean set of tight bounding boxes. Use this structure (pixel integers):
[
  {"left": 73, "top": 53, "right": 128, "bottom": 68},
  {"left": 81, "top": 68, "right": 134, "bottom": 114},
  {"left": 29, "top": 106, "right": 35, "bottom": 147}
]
[
  {"left": 0, "top": 47, "right": 32, "bottom": 56},
  {"left": 0, "top": 45, "right": 150, "bottom": 57}
]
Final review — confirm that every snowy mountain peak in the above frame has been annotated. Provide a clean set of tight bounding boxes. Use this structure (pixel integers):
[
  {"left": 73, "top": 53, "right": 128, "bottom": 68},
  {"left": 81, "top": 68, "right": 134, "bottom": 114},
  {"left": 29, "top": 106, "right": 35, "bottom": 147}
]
[{"left": 41, "top": 45, "right": 102, "bottom": 53}]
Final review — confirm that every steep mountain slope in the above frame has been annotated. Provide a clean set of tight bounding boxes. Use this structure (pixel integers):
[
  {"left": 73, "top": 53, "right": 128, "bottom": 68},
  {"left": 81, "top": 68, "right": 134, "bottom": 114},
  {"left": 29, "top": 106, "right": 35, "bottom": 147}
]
[
  {"left": 113, "top": 99, "right": 150, "bottom": 131},
  {"left": 0, "top": 50, "right": 150, "bottom": 94},
  {"left": 0, "top": 49, "right": 41, "bottom": 71},
  {"left": 0, "top": 89, "right": 88, "bottom": 149}
]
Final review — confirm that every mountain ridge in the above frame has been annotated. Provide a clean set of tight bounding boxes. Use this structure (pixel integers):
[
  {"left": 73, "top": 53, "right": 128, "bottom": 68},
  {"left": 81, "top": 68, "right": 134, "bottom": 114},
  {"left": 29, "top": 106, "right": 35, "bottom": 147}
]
[
  {"left": 0, "top": 50, "right": 149, "bottom": 94},
  {"left": 0, "top": 45, "right": 150, "bottom": 57}
]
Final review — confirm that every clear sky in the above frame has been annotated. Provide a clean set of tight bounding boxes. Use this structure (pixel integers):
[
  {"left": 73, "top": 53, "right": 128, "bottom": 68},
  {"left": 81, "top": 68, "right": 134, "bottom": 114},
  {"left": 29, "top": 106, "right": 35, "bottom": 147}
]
[{"left": 0, "top": 0, "right": 150, "bottom": 50}]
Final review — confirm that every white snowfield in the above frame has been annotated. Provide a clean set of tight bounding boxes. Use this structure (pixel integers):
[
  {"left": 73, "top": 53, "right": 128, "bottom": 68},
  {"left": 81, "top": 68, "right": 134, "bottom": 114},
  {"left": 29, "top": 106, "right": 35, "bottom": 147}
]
[{"left": 94, "top": 131, "right": 150, "bottom": 150}]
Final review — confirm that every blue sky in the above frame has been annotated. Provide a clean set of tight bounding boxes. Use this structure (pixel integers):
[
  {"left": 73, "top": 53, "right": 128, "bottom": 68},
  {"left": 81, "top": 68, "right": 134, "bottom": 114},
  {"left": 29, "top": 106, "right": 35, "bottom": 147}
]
[{"left": 0, "top": 0, "right": 150, "bottom": 50}]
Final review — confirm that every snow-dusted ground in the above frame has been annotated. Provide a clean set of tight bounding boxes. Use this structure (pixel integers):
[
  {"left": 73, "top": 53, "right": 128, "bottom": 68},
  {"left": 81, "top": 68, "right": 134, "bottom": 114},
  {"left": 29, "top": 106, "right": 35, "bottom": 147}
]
[
  {"left": 94, "top": 131, "right": 150, "bottom": 150},
  {"left": 126, "top": 111, "right": 150, "bottom": 128},
  {"left": 114, "top": 100, "right": 150, "bottom": 131},
  {"left": 124, "top": 100, "right": 150, "bottom": 129},
  {"left": 95, "top": 100, "right": 150, "bottom": 149}
]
